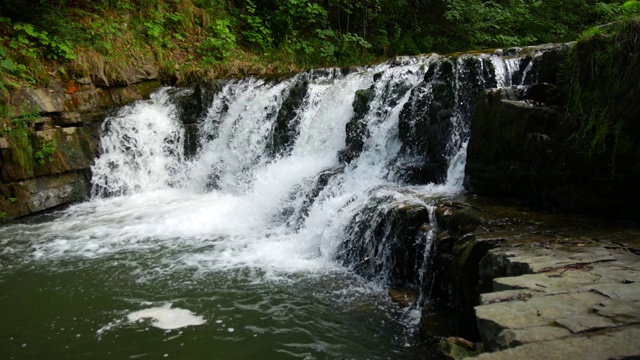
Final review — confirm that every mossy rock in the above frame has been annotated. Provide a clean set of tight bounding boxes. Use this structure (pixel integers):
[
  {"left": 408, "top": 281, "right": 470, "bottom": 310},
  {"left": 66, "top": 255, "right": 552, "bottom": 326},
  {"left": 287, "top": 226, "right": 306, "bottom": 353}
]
[
  {"left": 440, "top": 337, "right": 478, "bottom": 360},
  {"left": 32, "top": 127, "right": 96, "bottom": 177},
  {"left": 0, "top": 127, "right": 34, "bottom": 182}
]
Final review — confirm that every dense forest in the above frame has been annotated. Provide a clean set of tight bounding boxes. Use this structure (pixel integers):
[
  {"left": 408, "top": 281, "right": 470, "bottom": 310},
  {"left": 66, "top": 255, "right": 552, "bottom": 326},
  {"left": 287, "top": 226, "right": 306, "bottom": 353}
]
[{"left": 0, "top": 0, "right": 639, "bottom": 88}]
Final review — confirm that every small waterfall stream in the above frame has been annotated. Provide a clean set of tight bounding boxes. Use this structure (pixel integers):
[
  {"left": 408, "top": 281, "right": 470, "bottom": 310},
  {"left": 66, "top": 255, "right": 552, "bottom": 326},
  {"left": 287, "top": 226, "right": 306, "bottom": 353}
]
[{"left": 0, "top": 49, "right": 545, "bottom": 359}]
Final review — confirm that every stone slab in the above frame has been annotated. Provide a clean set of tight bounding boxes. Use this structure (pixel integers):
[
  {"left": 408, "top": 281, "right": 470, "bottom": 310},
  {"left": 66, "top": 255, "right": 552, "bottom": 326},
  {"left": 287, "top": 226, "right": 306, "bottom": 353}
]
[
  {"left": 589, "top": 264, "right": 640, "bottom": 284},
  {"left": 594, "top": 300, "right": 640, "bottom": 325},
  {"left": 498, "top": 247, "right": 616, "bottom": 274},
  {"left": 474, "top": 326, "right": 640, "bottom": 360},
  {"left": 480, "top": 289, "right": 542, "bottom": 305},
  {"left": 588, "top": 282, "right": 640, "bottom": 302},
  {"left": 495, "top": 326, "right": 572, "bottom": 348},
  {"left": 493, "top": 269, "right": 601, "bottom": 293},
  {"left": 555, "top": 314, "right": 617, "bottom": 333},
  {"left": 0, "top": 172, "right": 90, "bottom": 217},
  {"left": 475, "top": 292, "right": 610, "bottom": 348},
  {"left": 10, "top": 87, "right": 65, "bottom": 116}
]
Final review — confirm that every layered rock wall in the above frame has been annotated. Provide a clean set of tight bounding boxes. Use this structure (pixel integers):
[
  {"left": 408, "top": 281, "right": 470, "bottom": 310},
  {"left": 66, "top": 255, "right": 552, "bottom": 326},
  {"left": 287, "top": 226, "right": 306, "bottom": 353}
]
[
  {"left": 0, "top": 73, "right": 160, "bottom": 220},
  {"left": 465, "top": 20, "right": 640, "bottom": 218}
]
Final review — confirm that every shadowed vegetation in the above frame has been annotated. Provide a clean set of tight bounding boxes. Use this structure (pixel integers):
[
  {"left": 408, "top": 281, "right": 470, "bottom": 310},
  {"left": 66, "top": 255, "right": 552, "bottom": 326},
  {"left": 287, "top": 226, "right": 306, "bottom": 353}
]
[{"left": 0, "top": 0, "right": 636, "bottom": 89}]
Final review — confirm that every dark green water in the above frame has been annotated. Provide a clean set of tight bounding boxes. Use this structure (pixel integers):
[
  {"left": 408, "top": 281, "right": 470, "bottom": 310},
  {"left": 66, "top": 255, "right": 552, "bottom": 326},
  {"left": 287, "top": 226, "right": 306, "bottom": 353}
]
[{"left": 0, "top": 225, "right": 435, "bottom": 360}]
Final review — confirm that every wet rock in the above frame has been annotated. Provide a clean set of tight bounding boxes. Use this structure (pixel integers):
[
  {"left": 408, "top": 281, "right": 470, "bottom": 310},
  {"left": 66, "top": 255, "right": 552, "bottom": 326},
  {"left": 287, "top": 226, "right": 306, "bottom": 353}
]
[
  {"left": 465, "top": 87, "right": 565, "bottom": 201},
  {"left": 183, "top": 123, "right": 200, "bottom": 159},
  {"left": 398, "top": 59, "right": 455, "bottom": 184},
  {"left": 524, "top": 83, "right": 562, "bottom": 105},
  {"left": 288, "top": 165, "right": 344, "bottom": 230},
  {"left": 440, "top": 336, "right": 478, "bottom": 360},
  {"left": 339, "top": 88, "right": 373, "bottom": 163},
  {"left": 465, "top": 25, "right": 640, "bottom": 219},
  {"left": 420, "top": 305, "right": 458, "bottom": 339},
  {"left": 100, "top": 81, "right": 161, "bottom": 108},
  {"left": 398, "top": 56, "right": 498, "bottom": 185},
  {"left": 339, "top": 198, "right": 432, "bottom": 287},
  {"left": 528, "top": 43, "right": 570, "bottom": 84},
  {"left": 0, "top": 171, "right": 90, "bottom": 220},
  {"left": 270, "top": 80, "right": 309, "bottom": 157},
  {"left": 171, "top": 81, "right": 225, "bottom": 125},
  {"left": 169, "top": 82, "right": 224, "bottom": 158},
  {"left": 32, "top": 127, "right": 97, "bottom": 177},
  {"left": 388, "top": 288, "right": 418, "bottom": 307}
]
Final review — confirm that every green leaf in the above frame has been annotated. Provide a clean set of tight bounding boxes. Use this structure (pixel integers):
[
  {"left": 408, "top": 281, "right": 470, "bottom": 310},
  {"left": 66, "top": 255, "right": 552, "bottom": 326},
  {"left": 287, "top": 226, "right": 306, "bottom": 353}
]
[{"left": 1, "top": 58, "right": 15, "bottom": 72}]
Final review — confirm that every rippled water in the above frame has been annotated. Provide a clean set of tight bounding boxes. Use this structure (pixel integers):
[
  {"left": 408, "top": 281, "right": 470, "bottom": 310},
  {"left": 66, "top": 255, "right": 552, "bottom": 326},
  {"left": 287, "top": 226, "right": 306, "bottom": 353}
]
[{"left": 0, "top": 200, "right": 432, "bottom": 359}]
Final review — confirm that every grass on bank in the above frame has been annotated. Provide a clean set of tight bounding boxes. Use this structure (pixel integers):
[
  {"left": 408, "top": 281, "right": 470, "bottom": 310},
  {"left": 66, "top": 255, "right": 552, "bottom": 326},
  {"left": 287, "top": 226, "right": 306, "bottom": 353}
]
[
  {"left": 0, "top": 0, "right": 638, "bottom": 95},
  {"left": 0, "top": 0, "right": 380, "bottom": 93}
]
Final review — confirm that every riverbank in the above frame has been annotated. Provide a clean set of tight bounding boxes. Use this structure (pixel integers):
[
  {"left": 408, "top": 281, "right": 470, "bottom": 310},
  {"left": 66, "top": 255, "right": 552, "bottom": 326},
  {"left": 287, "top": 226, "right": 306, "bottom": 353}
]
[{"left": 430, "top": 196, "right": 640, "bottom": 359}]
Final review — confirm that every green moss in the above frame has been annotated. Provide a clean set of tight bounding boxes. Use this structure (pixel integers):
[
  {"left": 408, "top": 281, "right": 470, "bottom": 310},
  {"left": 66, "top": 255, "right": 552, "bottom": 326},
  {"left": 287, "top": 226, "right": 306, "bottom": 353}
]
[
  {"left": 3, "top": 122, "right": 34, "bottom": 178},
  {"left": 560, "top": 18, "right": 640, "bottom": 174}
]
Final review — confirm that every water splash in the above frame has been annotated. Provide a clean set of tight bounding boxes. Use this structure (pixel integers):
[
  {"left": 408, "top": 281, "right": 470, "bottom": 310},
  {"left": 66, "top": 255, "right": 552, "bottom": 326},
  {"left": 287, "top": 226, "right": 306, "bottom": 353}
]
[
  {"left": 2, "top": 51, "right": 537, "bottom": 285},
  {"left": 91, "top": 89, "right": 186, "bottom": 197}
]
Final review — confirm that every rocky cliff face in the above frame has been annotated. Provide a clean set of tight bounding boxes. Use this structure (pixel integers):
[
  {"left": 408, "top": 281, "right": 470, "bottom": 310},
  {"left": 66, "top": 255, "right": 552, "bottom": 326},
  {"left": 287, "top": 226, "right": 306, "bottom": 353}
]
[
  {"left": 465, "top": 20, "right": 640, "bottom": 218},
  {"left": 0, "top": 72, "right": 160, "bottom": 220}
]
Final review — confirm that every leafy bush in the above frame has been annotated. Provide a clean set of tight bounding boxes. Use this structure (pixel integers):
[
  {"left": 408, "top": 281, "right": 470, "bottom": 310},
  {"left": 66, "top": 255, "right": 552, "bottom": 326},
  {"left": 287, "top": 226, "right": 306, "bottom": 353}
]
[
  {"left": 34, "top": 139, "right": 57, "bottom": 165},
  {"left": 239, "top": 0, "right": 273, "bottom": 51},
  {"left": 198, "top": 19, "right": 236, "bottom": 63}
]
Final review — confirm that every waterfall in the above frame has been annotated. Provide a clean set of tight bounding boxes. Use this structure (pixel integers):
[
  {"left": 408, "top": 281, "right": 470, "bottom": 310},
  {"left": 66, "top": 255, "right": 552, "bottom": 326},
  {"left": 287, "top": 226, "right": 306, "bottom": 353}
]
[
  {"left": 12, "top": 51, "right": 529, "bottom": 290},
  {"left": 0, "top": 47, "right": 562, "bottom": 358}
]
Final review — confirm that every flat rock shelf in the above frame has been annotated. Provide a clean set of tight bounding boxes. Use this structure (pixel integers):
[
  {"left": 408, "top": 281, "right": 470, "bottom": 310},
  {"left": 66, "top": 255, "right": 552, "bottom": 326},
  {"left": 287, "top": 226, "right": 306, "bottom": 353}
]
[{"left": 433, "top": 197, "right": 640, "bottom": 359}]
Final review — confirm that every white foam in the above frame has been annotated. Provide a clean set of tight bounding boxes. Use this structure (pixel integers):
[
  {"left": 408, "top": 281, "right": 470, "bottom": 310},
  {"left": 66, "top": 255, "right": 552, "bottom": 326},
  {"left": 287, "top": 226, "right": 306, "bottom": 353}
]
[
  {"left": 0, "top": 54, "right": 530, "bottom": 282},
  {"left": 126, "top": 304, "right": 206, "bottom": 330}
]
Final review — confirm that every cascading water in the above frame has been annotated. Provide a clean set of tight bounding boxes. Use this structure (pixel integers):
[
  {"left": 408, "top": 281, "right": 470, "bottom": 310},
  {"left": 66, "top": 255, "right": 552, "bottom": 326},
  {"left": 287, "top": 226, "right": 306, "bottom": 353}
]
[{"left": 0, "top": 50, "right": 539, "bottom": 359}]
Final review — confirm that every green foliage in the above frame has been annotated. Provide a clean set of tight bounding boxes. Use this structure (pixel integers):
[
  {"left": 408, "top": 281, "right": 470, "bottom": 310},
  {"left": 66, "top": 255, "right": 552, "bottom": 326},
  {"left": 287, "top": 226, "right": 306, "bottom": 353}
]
[
  {"left": 239, "top": 0, "right": 273, "bottom": 51},
  {"left": 624, "top": 0, "right": 640, "bottom": 14},
  {"left": 0, "top": 0, "right": 635, "bottom": 85},
  {"left": 0, "top": 45, "right": 16, "bottom": 72},
  {"left": 198, "top": 20, "right": 236, "bottom": 63},
  {"left": 11, "top": 23, "right": 76, "bottom": 61},
  {"left": 560, "top": 18, "right": 640, "bottom": 175},
  {"left": 0, "top": 212, "right": 6, "bottom": 220},
  {"left": 34, "top": 139, "right": 57, "bottom": 166}
]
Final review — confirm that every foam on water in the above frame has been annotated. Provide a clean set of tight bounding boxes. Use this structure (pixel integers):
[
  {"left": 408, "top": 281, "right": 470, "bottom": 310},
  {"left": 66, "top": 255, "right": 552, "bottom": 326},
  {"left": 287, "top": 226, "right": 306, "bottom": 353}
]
[
  {"left": 0, "top": 52, "right": 535, "bottom": 283},
  {"left": 0, "top": 50, "right": 551, "bottom": 360},
  {"left": 126, "top": 304, "right": 206, "bottom": 330}
]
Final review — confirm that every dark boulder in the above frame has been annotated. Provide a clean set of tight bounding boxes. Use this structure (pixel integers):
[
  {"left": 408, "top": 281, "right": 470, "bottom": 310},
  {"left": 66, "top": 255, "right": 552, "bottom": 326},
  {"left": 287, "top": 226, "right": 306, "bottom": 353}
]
[
  {"left": 339, "top": 195, "right": 433, "bottom": 287},
  {"left": 269, "top": 80, "right": 309, "bottom": 157},
  {"left": 338, "top": 88, "right": 374, "bottom": 163}
]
